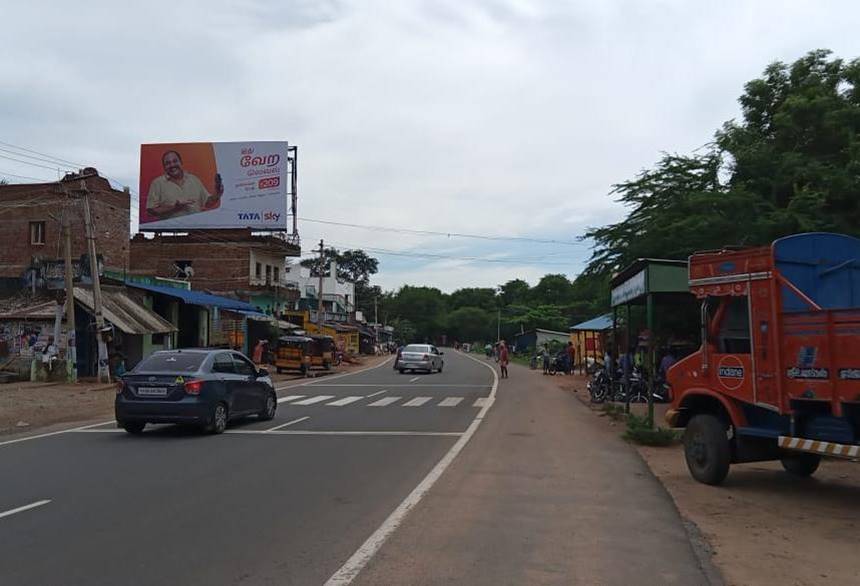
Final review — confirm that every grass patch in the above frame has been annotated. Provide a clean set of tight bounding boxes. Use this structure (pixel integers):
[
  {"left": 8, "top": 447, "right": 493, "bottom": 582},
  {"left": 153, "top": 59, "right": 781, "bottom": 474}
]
[{"left": 623, "top": 412, "right": 680, "bottom": 446}]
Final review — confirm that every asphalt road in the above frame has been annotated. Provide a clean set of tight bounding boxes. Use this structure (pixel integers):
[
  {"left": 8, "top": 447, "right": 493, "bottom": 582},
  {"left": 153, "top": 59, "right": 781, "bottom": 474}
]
[
  {"left": 0, "top": 351, "right": 494, "bottom": 586},
  {"left": 0, "top": 351, "right": 714, "bottom": 585}
]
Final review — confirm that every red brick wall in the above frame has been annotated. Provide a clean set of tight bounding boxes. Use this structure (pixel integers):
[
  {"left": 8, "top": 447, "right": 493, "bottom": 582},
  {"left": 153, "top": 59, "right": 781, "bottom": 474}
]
[
  {"left": 0, "top": 175, "right": 129, "bottom": 278},
  {"left": 129, "top": 234, "right": 252, "bottom": 289}
]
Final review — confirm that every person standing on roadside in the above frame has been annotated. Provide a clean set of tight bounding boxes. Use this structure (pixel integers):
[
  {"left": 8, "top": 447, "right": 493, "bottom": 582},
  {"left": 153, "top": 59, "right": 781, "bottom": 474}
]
[
  {"left": 252, "top": 339, "right": 269, "bottom": 366},
  {"left": 541, "top": 343, "right": 551, "bottom": 375},
  {"left": 566, "top": 341, "right": 576, "bottom": 375},
  {"left": 498, "top": 340, "right": 509, "bottom": 379}
]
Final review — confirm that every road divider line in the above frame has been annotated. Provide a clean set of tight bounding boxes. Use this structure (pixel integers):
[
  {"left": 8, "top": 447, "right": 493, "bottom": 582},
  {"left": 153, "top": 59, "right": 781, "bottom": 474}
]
[
  {"left": 264, "top": 416, "right": 310, "bottom": 432},
  {"left": 277, "top": 395, "right": 307, "bottom": 404},
  {"left": 365, "top": 389, "right": 388, "bottom": 398},
  {"left": 325, "top": 396, "right": 365, "bottom": 407},
  {"left": 0, "top": 499, "right": 51, "bottom": 520},
  {"left": 402, "top": 396, "right": 431, "bottom": 407},
  {"left": 291, "top": 395, "right": 336, "bottom": 405},
  {"left": 368, "top": 396, "right": 400, "bottom": 407},
  {"left": 325, "top": 349, "right": 499, "bottom": 586}
]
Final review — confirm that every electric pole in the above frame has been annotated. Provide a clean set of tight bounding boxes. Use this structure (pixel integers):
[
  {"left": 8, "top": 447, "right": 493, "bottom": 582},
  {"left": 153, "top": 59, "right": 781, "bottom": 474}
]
[
  {"left": 62, "top": 206, "right": 77, "bottom": 382},
  {"left": 80, "top": 180, "right": 110, "bottom": 383},
  {"left": 374, "top": 296, "right": 379, "bottom": 346},
  {"left": 317, "top": 239, "right": 325, "bottom": 326}
]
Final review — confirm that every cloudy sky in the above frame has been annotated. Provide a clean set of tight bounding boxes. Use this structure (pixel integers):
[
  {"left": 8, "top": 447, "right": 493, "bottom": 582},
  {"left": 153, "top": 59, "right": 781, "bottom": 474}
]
[{"left": 2, "top": 0, "right": 859, "bottom": 292}]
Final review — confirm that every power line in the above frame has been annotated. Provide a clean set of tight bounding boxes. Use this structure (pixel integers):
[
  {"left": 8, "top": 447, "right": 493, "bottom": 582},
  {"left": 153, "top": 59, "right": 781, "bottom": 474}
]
[
  {"left": 0, "top": 140, "right": 85, "bottom": 168},
  {"left": 300, "top": 217, "right": 586, "bottom": 246},
  {"left": 0, "top": 169, "right": 54, "bottom": 182},
  {"left": 0, "top": 153, "right": 70, "bottom": 173}
]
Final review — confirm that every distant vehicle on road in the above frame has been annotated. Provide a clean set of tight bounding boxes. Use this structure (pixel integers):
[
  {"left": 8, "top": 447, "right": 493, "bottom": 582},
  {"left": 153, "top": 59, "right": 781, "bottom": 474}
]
[
  {"left": 115, "top": 349, "right": 277, "bottom": 435},
  {"left": 398, "top": 344, "right": 444, "bottom": 374}
]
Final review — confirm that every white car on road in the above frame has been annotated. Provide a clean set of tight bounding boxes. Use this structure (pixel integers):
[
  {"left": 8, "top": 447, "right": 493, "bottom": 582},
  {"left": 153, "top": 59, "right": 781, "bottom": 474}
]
[{"left": 397, "top": 344, "right": 444, "bottom": 374}]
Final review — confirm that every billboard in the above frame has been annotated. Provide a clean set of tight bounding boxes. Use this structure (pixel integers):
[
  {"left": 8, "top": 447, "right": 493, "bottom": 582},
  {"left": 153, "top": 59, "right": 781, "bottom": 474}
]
[{"left": 139, "top": 141, "right": 289, "bottom": 231}]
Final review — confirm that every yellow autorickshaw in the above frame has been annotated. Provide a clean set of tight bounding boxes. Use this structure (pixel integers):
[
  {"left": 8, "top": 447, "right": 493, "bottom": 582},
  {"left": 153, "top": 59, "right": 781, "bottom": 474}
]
[
  {"left": 307, "top": 335, "right": 335, "bottom": 370},
  {"left": 275, "top": 336, "right": 312, "bottom": 374}
]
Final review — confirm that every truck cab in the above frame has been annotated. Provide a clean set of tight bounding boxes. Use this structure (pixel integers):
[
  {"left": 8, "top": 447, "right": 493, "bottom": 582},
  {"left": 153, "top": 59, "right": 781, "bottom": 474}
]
[{"left": 666, "top": 233, "right": 860, "bottom": 484}]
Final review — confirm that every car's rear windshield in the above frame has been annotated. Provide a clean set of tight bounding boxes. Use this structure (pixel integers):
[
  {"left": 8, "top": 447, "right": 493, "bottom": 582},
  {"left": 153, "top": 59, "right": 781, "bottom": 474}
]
[
  {"left": 133, "top": 352, "right": 207, "bottom": 373},
  {"left": 404, "top": 345, "right": 431, "bottom": 353}
]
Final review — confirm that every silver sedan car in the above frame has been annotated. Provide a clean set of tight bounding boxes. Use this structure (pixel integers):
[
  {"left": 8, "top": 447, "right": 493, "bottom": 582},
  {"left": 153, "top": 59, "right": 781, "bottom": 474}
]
[{"left": 397, "top": 344, "right": 444, "bottom": 374}]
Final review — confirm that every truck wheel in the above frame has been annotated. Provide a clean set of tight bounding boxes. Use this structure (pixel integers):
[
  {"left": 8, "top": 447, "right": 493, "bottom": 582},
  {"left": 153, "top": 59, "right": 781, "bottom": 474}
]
[
  {"left": 781, "top": 453, "right": 820, "bottom": 477},
  {"left": 684, "top": 414, "right": 731, "bottom": 485}
]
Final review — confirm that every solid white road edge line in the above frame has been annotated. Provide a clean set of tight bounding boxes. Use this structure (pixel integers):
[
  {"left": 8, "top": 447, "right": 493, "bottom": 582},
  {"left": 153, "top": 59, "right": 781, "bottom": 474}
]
[
  {"left": 264, "top": 416, "right": 310, "bottom": 432},
  {"left": 0, "top": 499, "right": 51, "bottom": 520},
  {"left": 324, "top": 349, "right": 498, "bottom": 586},
  {"left": 0, "top": 420, "right": 116, "bottom": 448}
]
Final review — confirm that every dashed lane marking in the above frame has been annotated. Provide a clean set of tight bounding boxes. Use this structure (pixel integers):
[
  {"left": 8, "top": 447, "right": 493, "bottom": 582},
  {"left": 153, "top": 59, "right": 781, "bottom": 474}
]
[
  {"left": 0, "top": 499, "right": 52, "bottom": 520},
  {"left": 365, "top": 389, "right": 388, "bottom": 398},
  {"left": 409, "top": 377, "right": 421, "bottom": 383},
  {"left": 368, "top": 396, "right": 401, "bottom": 407},
  {"left": 326, "top": 396, "right": 365, "bottom": 407},
  {"left": 265, "top": 416, "right": 310, "bottom": 432},
  {"left": 402, "top": 396, "right": 432, "bottom": 407},
  {"left": 291, "top": 395, "right": 336, "bottom": 406},
  {"left": 438, "top": 397, "right": 463, "bottom": 407}
]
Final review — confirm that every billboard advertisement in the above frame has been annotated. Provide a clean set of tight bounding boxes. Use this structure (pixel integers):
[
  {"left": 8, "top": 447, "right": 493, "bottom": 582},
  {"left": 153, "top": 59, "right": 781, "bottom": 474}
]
[{"left": 139, "top": 141, "right": 289, "bottom": 231}]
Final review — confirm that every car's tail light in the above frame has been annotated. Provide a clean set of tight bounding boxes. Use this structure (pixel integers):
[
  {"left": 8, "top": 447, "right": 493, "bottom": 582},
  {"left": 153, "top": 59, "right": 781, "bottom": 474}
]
[
  {"left": 184, "top": 380, "right": 203, "bottom": 395},
  {"left": 423, "top": 354, "right": 430, "bottom": 360},
  {"left": 115, "top": 381, "right": 125, "bottom": 395}
]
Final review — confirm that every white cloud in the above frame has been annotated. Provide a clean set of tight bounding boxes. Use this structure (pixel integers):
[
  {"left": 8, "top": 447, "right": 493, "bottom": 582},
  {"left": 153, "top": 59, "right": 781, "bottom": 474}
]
[{"left": 1, "top": 0, "right": 859, "bottom": 291}]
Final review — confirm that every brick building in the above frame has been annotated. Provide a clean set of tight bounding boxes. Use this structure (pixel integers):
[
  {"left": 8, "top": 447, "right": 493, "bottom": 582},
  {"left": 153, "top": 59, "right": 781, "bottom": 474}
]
[
  {"left": 0, "top": 168, "right": 130, "bottom": 289},
  {"left": 129, "top": 229, "right": 302, "bottom": 313}
]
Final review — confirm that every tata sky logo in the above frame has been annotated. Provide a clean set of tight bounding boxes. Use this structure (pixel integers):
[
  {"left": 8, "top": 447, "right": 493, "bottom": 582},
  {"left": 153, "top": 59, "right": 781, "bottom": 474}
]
[{"left": 237, "top": 211, "right": 282, "bottom": 222}]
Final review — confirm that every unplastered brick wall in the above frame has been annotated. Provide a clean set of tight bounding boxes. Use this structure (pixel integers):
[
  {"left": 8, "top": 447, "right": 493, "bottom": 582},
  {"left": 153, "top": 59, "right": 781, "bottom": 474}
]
[
  {"left": 0, "top": 176, "right": 129, "bottom": 278},
  {"left": 129, "top": 235, "right": 251, "bottom": 288}
]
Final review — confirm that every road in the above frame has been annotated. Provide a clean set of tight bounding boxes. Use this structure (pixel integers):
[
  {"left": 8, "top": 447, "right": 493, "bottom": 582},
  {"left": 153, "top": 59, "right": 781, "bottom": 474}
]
[{"left": 0, "top": 351, "right": 715, "bottom": 585}]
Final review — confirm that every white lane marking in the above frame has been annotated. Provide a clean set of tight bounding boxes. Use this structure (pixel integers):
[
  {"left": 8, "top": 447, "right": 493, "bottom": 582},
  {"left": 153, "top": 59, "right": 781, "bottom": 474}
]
[
  {"left": 326, "top": 396, "right": 365, "bottom": 407},
  {"left": 365, "top": 389, "right": 388, "bottom": 398},
  {"left": 0, "top": 359, "right": 394, "bottom": 449},
  {"left": 402, "top": 396, "right": 431, "bottom": 407},
  {"left": 303, "top": 384, "right": 489, "bottom": 388},
  {"left": 0, "top": 499, "right": 51, "bottom": 520},
  {"left": 277, "top": 395, "right": 307, "bottom": 404},
  {"left": 273, "top": 356, "right": 393, "bottom": 390},
  {"left": 265, "top": 416, "right": 310, "bottom": 432},
  {"left": 438, "top": 397, "right": 463, "bottom": 407},
  {"left": 73, "top": 429, "right": 124, "bottom": 433},
  {"left": 325, "top": 349, "right": 498, "bottom": 586},
  {"left": 473, "top": 397, "right": 492, "bottom": 407},
  {"left": 225, "top": 430, "right": 461, "bottom": 437},
  {"left": 409, "top": 376, "right": 420, "bottom": 383},
  {"left": 0, "top": 420, "right": 116, "bottom": 448},
  {"left": 292, "top": 395, "right": 336, "bottom": 405},
  {"left": 368, "top": 396, "right": 401, "bottom": 407}
]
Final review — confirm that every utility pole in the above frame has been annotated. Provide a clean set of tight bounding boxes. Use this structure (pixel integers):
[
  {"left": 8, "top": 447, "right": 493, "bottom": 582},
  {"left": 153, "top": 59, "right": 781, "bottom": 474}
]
[
  {"left": 374, "top": 296, "right": 379, "bottom": 346},
  {"left": 317, "top": 239, "right": 325, "bottom": 326},
  {"left": 62, "top": 207, "right": 77, "bottom": 382},
  {"left": 80, "top": 181, "right": 109, "bottom": 383}
]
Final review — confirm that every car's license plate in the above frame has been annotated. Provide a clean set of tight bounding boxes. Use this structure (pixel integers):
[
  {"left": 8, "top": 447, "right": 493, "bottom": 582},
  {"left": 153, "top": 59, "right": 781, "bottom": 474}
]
[{"left": 137, "top": 386, "right": 168, "bottom": 396}]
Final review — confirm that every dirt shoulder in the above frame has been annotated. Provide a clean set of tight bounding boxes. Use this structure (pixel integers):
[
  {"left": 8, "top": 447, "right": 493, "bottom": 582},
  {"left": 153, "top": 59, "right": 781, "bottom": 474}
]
[
  {"left": 550, "top": 372, "right": 860, "bottom": 586},
  {"left": 0, "top": 354, "right": 391, "bottom": 438}
]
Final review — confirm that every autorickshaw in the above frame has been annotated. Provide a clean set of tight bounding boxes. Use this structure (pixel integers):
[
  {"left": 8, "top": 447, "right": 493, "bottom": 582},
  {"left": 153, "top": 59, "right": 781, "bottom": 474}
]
[
  {"left": 308, "top": 335, "right": 335, "bottom": 370},
  {"left": 275, "top": 336, "right": 313, "bottom": 374}
]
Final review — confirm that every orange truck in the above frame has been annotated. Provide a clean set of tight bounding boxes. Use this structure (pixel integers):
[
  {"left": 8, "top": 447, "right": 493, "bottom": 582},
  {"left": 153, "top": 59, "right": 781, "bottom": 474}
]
[{"left": 666, "top": 233, "right": 860, "bottom": 484}]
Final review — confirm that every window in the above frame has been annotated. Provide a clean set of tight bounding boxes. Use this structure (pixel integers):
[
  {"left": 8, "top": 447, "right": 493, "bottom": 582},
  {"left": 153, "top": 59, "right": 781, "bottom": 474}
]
[
  {"left": 265, "top": 265, "right": 272, "bottom": 284},
  {"left": 232, "top": 353, "right": 256, "bottom": 376},
  {"left": 255, "top": 262, "right": 262, "bottom": 279},
  {"left": 273, "top": 266, "right": 280, "bottom": 284},
  {"left": 717, "top": 297, "right": 751, "bottom": 354},
  {"left": 29, "top": 221, "right": 45, "bottom": 245},
  {"left": 212, "top": 352, "right": 235, "bottom": 374},
  {"left": 133, "top": 351, "right": 206, "bottom": 373}
]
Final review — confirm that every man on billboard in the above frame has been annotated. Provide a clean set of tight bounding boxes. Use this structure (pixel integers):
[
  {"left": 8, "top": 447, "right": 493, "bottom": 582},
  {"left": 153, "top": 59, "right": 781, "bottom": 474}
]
[{"left": 146, "top": 150, "right": 223, "bottom": 219}]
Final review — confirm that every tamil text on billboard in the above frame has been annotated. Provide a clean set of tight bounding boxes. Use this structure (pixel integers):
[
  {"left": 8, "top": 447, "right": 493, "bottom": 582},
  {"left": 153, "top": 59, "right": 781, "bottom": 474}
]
[{"left": 139, "top": 141, "right": 289, "bottom": 230}]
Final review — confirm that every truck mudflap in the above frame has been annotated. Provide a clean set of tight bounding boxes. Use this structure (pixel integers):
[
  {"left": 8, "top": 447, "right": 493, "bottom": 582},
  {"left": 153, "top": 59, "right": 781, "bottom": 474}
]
[{"left": 778, "top": 436, "right": 860, "bottom": 460}]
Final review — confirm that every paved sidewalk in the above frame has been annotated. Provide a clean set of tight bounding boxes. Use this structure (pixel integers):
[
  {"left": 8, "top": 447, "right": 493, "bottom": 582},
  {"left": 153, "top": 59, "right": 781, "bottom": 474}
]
[{"left": 354, "top": 360, "right": 718, "bottom": 586}]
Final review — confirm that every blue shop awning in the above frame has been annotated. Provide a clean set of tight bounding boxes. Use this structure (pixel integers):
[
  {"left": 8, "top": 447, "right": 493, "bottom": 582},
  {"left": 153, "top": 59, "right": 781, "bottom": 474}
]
[
  {"left": 570, "top": 314, "right": 613, "bottom": 332},
  {"left": 126, "top": 283, "right": 262, "bottom": 313}
]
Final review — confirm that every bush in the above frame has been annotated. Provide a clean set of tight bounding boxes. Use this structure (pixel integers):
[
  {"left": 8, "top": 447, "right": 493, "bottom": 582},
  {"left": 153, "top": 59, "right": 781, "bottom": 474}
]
[{"left": 623, "top": 413, "right": 680, "bottom": 446}]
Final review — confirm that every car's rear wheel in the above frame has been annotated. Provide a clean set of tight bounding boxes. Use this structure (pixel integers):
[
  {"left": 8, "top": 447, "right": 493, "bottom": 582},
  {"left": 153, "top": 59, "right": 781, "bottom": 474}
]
[
  {"left": 122, "top": 421, "right": 146, "bottom": 435},
  {"left": 259, "top": 393, "right": 277, "bottom": 421},
  {"left": 208, "top": 402, "right": 228, "bottom": 434}
]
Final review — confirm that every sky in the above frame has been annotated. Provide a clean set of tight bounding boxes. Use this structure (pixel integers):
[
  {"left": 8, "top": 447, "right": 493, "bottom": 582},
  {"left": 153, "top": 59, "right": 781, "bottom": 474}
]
[{"left": 2, "top": 0, "right": 860, "bottom": 292}]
